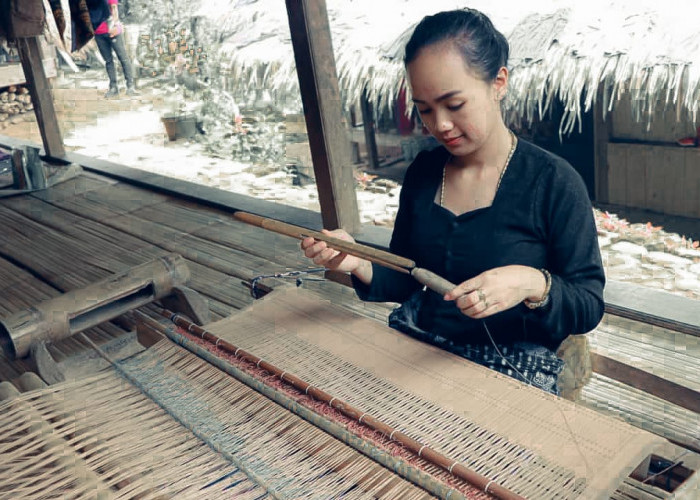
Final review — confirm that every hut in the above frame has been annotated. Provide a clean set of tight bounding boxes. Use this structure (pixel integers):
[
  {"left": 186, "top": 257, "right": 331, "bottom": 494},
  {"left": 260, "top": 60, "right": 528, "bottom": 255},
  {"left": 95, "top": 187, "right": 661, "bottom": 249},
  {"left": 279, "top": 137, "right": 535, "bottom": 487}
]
[{"left": 201, "top": 0, "right": 700, "bottom": 218}]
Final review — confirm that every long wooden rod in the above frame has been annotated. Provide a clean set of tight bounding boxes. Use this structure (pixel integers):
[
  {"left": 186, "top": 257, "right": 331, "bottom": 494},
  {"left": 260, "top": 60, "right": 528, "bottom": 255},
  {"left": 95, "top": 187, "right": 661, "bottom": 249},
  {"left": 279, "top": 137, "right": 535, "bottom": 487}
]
[
  {"left": 233, "top": 212, "right": 457, "bottom": 295},
  {"left": 154, "top": 307, "right": 525, "bottom": 500}
]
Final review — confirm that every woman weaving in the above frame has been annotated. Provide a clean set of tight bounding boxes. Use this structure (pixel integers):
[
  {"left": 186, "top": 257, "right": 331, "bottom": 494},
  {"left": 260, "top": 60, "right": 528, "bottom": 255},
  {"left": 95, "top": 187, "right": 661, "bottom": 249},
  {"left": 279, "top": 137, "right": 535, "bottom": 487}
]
[{"left": 301, "top": 9, "right": 605, "bottom": 395}]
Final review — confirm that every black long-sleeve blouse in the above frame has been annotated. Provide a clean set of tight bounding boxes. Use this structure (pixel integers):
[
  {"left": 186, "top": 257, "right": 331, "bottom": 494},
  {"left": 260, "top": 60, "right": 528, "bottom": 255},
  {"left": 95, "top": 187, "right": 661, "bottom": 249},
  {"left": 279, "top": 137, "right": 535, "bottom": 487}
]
[{"left": 353, "top": 138, "right": 605, "bottom": 350}]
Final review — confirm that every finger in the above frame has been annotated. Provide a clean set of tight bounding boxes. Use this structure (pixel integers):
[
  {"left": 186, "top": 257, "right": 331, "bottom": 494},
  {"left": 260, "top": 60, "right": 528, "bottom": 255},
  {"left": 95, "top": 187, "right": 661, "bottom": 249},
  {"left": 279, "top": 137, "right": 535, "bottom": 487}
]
[
  {"left": 304, "top": 240, "right": 326, "bottom": 259},
  {"left": 455, "top": 290, "right": 479, "bottom": 309},
  {"left": 444, "top": 277, "right": 482, "bottom": 301},
  {"left": 455, "top": 290, "right": 483, "bottom": 314},
  {"left": 306, "top": 240, "right": 328, "bottom": 257},
  {"left": 326, "top": 251, "right": 348, "bottom": 269},
  {"left": 300, "top": 236, "right": 315, "bottom": 250},
  {"left": 471, "top": 301, "right": 502, "bottom": 319},
  {"left": 313, "top": 247, "right": 339, "bottom": 265}
]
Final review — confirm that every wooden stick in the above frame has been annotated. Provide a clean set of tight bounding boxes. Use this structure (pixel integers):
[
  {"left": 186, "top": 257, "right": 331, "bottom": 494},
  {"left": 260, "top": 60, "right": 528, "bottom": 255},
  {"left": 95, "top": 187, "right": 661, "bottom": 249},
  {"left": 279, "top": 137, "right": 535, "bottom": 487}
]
[
  {"left": 155, "top": 308, "right": 525, "bottom": 500},
  {"left": 233, "top": 212, "right": 458, "bottom": 295}
]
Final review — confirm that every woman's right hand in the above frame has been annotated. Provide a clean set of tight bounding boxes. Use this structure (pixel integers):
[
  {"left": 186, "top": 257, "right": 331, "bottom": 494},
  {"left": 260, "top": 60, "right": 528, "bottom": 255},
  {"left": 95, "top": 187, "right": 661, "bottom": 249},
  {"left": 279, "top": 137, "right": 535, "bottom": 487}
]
[{"left": 300, "top": 229, "right": 363, "bottom": 274}]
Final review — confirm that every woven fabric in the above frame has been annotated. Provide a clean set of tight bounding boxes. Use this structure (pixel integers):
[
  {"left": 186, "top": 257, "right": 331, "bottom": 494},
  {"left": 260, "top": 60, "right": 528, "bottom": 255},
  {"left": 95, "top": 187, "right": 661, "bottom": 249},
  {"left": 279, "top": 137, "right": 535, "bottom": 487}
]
[{"left": 388, "top": 290, "right": 564, "bottom": 395}]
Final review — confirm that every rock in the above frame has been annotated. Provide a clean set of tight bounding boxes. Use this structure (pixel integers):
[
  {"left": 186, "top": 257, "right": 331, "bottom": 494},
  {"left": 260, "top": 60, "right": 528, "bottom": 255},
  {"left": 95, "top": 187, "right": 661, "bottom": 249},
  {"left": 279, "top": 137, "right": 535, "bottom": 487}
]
[
  {"left": 639, "top": 264, "right": 673, "bottom": 280},
  {"left": 610, "top": 241, "right": 648, "bottom": 257},
  {"left": 598, "top": 236, "right": 612, "bottom": 248},
  {"left": 603, "top": 252, "right": 639, "bottom": 267},
  {"left": 644, "top": 242, "right": 665, "bottom": 252},
  {"left": 645, "top": 252, "right": 692, "bottom": 268},
  {"left": 676, "top": 247, "right": 700, "bottom": 260},
  {"left": 674, "top": 278, "right": 700, "bottom": 293},
  {"left": 374, "top": 178, "right": 399, "bottom": 189}
]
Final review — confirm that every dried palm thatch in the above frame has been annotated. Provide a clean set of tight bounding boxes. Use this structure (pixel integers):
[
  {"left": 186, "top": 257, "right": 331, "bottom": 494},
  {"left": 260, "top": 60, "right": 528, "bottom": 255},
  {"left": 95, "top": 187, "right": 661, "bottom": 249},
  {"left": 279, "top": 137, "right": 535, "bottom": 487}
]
[{"left": 195, "top": 0, "right": 700, "bottom": 134}]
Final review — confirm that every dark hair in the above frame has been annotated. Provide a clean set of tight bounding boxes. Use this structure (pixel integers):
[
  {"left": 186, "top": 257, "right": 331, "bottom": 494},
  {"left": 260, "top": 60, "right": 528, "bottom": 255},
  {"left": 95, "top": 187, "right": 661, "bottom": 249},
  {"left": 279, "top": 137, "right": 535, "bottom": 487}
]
[{"left": 403, "top": 9, "right": 509, "bottom": 82}]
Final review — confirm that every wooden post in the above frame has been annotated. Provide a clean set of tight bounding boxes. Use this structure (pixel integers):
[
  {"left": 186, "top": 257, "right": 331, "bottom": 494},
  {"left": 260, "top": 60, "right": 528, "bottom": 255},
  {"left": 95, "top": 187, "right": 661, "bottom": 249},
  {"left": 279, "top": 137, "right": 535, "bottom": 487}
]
[
  {"left": 17, "top": 37, "right": 65, "bottom": 159},
  {"left": 594, "top": 86, "right": 611, "bottom": 203},
  {"left": 349, "top": 106, "right": 361, "bottom": 164},
  {"left": 285, "top": 0, "right": 360, "bottom": 232},
  {"left": 360, "top": 89, "right": 380, "bottom": 170}
]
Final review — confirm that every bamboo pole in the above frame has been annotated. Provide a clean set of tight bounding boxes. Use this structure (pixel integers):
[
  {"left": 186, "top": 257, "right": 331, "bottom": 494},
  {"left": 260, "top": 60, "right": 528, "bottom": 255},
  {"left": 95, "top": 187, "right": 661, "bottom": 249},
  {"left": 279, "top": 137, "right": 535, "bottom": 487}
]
[
  {"left": 148, "top": 308, "right": 525, "bottom": 500},
  {"left": 233, "top": 212, "right": 458, "bottom": 295}
]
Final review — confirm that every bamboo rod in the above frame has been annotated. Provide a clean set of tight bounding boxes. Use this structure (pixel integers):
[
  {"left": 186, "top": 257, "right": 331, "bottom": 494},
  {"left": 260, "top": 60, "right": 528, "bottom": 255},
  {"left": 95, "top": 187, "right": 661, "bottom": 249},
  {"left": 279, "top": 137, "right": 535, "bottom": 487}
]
[
  {"left": 233, "top": 212, "right": 458, "bottom": 295},
  {"left": 152, "top": 308, "right": 525, "bottom": 500}
]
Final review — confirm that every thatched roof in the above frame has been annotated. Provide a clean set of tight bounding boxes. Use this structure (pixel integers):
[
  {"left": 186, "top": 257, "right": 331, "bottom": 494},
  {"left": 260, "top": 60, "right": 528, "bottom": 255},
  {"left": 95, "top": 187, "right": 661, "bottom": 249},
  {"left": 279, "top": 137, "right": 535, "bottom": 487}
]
[{"left": 196, "top": 0, "right": 700, "bottom": 132}]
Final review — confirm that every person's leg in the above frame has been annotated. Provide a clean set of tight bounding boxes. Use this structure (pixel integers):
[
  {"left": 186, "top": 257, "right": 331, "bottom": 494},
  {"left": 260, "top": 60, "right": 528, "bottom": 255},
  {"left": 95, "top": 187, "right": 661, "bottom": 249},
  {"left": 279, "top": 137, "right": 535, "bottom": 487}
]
[
  {"left": 111, "top": 33, "right": 136, "bottom": 93},
  {"left": 94, "top": 34, "right": 118, "bottom": 97}
]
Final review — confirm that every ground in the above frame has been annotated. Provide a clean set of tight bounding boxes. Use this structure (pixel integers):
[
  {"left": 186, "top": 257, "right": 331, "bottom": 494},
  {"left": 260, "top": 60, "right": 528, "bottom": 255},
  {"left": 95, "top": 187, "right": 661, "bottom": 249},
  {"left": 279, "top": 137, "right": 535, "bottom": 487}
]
[{"left": 2, "top": 68, "right": 699, "bottom": 301}]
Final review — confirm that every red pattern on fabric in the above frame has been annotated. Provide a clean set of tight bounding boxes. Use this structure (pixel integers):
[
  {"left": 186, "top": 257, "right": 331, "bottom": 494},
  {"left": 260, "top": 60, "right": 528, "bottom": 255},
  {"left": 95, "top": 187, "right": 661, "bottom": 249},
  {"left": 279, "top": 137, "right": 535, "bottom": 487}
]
[{"left": 177, "top": 325, "right": 493, "bottom": 499}]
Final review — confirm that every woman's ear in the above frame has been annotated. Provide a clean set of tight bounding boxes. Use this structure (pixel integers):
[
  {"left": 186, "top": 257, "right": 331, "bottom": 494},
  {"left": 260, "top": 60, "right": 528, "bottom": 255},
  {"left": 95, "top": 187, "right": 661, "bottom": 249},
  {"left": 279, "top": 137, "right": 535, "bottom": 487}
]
[{"left": 493, "top": 66, "right": 509, "bottom": 101}]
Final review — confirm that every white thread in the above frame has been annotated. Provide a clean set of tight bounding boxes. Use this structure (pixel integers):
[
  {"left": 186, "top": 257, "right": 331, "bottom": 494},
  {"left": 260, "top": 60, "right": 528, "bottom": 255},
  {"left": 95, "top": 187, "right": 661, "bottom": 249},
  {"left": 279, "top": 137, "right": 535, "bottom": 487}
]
[
  {"left": 188, "top": 323, "right": 196, "bottom": 333},
  {"left": 200, "top": 330, "right": 206, "bottom": 339},
  {"left": 280, "top": 371, "right": 286, "bottom": 381},
  {"left": 358, "top": 413, "right": 367, "bottom": 424},
  {"left": 484, "top": 480, "right": 495, "bottom": 493},
  {"left": 215, "top": 339, "right": 221, "bottom": 348},
  {"left": 389, "top": 429, "right": 398, "bottom": 440},
  {"left": 256, "top": 359, "right": 264, "bottom": 368},
  {"left": 418, "top": 445, "right": 427, "bottom": 457},
  {"left": 329, "top": 397, "right": 336, "bottom": 407},
  {"left": 448, "top": 461, "right": 459, "bottom": 474},
  {"left": 234, "top": 347, "right": 241, "bottom": 356},
  {"left": 305, "top": 386, "right": 312, "bottom": 395}
]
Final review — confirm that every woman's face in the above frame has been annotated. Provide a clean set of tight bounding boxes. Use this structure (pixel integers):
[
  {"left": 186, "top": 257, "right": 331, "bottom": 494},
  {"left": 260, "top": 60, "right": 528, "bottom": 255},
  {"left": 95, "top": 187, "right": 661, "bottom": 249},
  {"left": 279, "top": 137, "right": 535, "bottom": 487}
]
[{"left": 407, "top": 42, "right": 506, "bottom": 156}]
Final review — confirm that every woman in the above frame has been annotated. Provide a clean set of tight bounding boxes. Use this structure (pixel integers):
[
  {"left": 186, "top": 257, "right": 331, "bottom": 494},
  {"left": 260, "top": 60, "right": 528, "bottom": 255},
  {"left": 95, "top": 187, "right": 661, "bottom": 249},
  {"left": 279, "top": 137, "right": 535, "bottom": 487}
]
[
  {"left": 301, "top": 9, "right": 605, "bottom": 394},
  {"left": 87, "top": 0, "right": 136, "bottom": 97}
]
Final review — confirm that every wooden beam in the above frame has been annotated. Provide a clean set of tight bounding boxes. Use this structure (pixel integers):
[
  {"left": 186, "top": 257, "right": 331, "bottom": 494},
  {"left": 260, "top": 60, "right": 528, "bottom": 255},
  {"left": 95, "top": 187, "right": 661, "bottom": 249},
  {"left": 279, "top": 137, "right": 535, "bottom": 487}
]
[
  {"left": 16, "top": 37, "right": 65, "bottom": 159},
  {"left": 590, "top": 352, "right": 700, "bottom": 414},
  {"left": 285, "top": 0, "right": 360, "bottom": 232},
  {"left": 360, "top": 89, "right": 380, "bottom": 170},
  {"left": 594, "top": 86, "right": 611, "bottom": 203},
  {"left": 604, "top": 280, "right": 700, "bottom": 337},
  {"left": 349, "top": 106, "right": 361, "bottom": 164},
  {"left": 0, "top": 58, "right": 57, "bottom": 88}
]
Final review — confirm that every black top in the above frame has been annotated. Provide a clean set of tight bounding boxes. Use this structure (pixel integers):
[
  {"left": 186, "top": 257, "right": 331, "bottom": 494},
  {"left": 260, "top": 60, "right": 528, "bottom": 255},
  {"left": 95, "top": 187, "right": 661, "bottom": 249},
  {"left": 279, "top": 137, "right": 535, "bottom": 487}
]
[
  {"left": 87, "top": 0, "right": 111, "bottom": 30},
  {"left": 353, "top": 138, "right": 605, "bottom": 350}
]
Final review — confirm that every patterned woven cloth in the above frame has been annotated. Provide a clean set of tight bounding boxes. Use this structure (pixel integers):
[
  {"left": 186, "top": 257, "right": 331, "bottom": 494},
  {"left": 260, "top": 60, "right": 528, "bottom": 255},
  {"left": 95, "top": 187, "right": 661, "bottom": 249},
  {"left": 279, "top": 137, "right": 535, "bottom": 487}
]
[{"left": 388, "top": 291, "right": 564, "bottom": 395}]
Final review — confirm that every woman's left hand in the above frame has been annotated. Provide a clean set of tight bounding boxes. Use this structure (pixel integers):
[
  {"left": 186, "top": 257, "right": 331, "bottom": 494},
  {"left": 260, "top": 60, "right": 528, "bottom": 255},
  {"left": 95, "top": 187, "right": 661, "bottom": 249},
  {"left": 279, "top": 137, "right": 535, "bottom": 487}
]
[{"left": 443, "top": 265, "right": 546, "bottom": 319}]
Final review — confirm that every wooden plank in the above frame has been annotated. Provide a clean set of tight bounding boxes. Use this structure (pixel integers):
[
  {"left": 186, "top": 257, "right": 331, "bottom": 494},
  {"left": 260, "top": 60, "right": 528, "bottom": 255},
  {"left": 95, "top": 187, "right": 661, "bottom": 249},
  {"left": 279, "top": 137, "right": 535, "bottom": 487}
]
[
  {"left": 663, "top": 148, "right": 687, "bottom": 216},
  {"left": 684, "top": 148, "right": 700, "bottom": 217},
  {"left": 607, "top": 143, "right": 628, "bottom": 205},
  {"left": 16, "top": 37, "right": 65, "bottom": 159},
  {"left": 590, "top": 352, "right": 700, "bottom": 414},
  {"left": 593, "top": 90, "right": 610, "bottom": 203},
  {"left": 0, "top": 58, "right": 57, "bottom": 88},
  {"left": 645, "top": 149, "right": 666, "bottom": 212},
  {"left": 285, "top": 0, "right": 360, "bottom": 233},
  {"left": 360, "top": 90, "right": 380, "bottom": 169},
  {"left": 625, "top": 145, "right": 648, "bottom": 208},
  {"left": 604, "top": 280, "right": 700, "bottom": 337}
]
